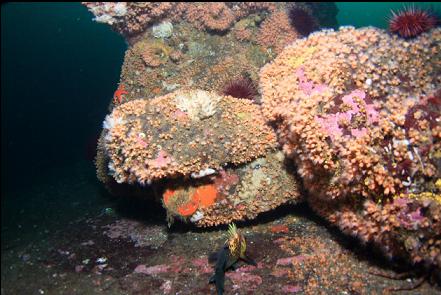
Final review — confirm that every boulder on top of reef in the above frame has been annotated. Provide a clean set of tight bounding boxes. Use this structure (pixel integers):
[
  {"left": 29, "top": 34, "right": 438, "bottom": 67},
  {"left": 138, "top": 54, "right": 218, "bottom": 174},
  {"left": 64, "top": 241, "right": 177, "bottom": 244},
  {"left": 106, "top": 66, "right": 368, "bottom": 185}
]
[{"left": 100, "top": 89, "right": 277, "bottom": 185}]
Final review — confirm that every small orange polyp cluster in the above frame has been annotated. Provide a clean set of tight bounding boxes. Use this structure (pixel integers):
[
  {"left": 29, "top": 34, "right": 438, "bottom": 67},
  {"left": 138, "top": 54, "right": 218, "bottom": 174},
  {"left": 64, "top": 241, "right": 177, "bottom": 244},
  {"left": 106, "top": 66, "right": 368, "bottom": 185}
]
[
  {"left": 113, "top": 84, "right": 128, "bottom": 104},
  {"left": 162, "top": 189, "right": 176, "bottom": 207},
  {"left": 163, "top": 184, "right": 218, "bottom": 217},
  {"left": 194, "top": 185, "right": 218, "bottom": 208},
  {"left": 177, "top": 201, "right": 199, "bottom": 216}
]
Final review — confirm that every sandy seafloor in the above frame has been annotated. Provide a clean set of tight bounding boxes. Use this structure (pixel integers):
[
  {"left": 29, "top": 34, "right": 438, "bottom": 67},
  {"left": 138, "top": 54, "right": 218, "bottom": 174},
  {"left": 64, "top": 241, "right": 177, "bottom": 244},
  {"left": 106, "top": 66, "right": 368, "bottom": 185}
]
[{"left": 1, "top": 161, "right": 440, "bottom": 295}]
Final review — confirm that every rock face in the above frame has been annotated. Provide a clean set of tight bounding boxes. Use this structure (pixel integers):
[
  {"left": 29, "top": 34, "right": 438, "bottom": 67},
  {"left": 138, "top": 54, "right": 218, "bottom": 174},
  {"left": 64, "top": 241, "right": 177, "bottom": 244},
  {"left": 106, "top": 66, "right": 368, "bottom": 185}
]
[
  {"left": 82, "top": 3, "right": 276, "bottom": 39},
  {"left": 90, "top": 1, "right": 440, "bottom": 274},
  {"left": 259, "top": 26, "right": 440, "bottom": 269},
  {"left": 163, "top": 150, "right": 301, "bottom": 227},
  {"left": 97, "top": 89, "right": 302, "bottom": 225}
]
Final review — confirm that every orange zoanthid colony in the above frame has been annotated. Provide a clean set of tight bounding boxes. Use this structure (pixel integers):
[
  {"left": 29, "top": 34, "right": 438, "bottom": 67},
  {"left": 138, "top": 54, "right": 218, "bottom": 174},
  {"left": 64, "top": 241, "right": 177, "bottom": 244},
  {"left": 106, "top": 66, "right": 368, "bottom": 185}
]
[
  {"left": 260, "top": 26, "right": 440, "bottom": 202},
  {"left": 260, "top": 26, "right": 440, "bottom": 269}
]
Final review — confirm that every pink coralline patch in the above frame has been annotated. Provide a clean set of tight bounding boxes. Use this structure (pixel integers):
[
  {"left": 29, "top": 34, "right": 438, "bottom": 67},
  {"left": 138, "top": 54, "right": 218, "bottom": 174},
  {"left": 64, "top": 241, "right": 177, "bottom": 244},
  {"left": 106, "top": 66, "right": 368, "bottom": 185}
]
[
  {"left": 276, "top": 257, "right": 293, "bottom": 266},
  {"left": 134, "top": 264, "right": 169, "bottom": 275},
  {"left": 271, "top": 267, "right": 290, "bottom": 277},
  {"left": 282, "top": 285, "right": 302, "bottom": 293},
  {"left": 342, "top": 89, "right": 364, "bottom": 114},
  {"left": 410, "top": 209, "right": 424, "bottom": 221},
  {"left": 276, "top": 255, "right": 306, "bottom": 266},
  {"left": 366, "top": 103, "right": 379, "bottom": 124},
  {"left": 136, "top": 136, "right": 148, "bottom": 148},
  {"left": 192, "top": 257, "right": 212, "bottom": 274},
  {"left": 300, "top": 80, "right": 314, "bottom": 95},
  {"left": 212, "top": 169, "right": 240, "bottom": 194},
  {"left": 149, "top": 150, "right": 173, "bottom": 168},
  {"left": 315, "top": 89, "right": 379, "bottom": 141},
  {"left": 173, "top": 109, "right": 189, "bottom": 121},
  {"left": 394, "top": 197, "right": 410, "bottom": 206},
  {"left": 226, "top": 271, "right": 263, "bottom": 286},
  {"left": 133, "top": 256, "right": 190, "bottom": 276},
  {"left": 351, "top": 127, "right": 368, "bottom": 138},
  {"left": 398, "top": 207, "right": 427, "bottom": 230},
  {"left": 313, "top": 84, "right": 328, "bottom": 95},
  {"left": 237, "top": 264, "right": 258, "bottom": 272},
  {"left": 336, "top": 111, "right": 352, "bottom": 123},
  {"left": 341, "top": 89, "right": 379, "bottom": 125},
  {"left": 295, "top": 67, "right": 328, "bottom": 96},
  {"left": 315, "top": 116, "right": 343, "bottom": 140},
  {"left": 191, "top": 257, "right": 208, "bottom": 267}
]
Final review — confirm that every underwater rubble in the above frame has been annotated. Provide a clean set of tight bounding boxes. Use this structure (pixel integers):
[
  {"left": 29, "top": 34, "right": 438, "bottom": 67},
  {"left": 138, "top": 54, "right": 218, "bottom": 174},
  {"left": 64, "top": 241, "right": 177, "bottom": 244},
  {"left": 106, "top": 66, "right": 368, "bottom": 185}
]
[
  {"left": 84, "top": 1, "right": 440, "bottom": 288},
  {"left": 3, "top": 203, "right": 440, "bottom": 294}
]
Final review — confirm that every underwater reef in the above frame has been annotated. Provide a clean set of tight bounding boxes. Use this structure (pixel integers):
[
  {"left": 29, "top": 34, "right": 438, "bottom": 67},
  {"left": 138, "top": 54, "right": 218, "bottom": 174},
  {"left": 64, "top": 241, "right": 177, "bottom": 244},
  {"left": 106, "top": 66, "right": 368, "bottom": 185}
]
[
  {"left": 259, "top": 26, "right": 440, "bottom": 271},
  {"left": 85, "top": 2, "right": 440, "bottom": 277}
]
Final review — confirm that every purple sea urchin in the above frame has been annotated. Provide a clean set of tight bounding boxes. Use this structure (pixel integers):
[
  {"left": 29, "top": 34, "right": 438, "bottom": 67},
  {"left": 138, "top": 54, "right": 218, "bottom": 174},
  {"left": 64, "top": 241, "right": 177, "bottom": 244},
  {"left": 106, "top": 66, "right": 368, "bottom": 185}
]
[
  {"left": 287, "top": 6, "right": 318, "bottom": 37},
  {"left": 222, "top": 77, "right": 258, "bottom": 101},
  {"left": 389, "top": 6, "right": 438, "bottom": 38}
]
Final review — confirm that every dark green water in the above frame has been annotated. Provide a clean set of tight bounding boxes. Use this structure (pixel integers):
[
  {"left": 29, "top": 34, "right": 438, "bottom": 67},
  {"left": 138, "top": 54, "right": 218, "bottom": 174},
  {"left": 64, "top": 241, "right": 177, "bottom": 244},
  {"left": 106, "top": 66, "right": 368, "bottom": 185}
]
[
  {"left": 1, "top": 3, "right": 127, "bottom": 193},
  {"left": 336, "top": 2, "right": 440, "bottom": 29}
]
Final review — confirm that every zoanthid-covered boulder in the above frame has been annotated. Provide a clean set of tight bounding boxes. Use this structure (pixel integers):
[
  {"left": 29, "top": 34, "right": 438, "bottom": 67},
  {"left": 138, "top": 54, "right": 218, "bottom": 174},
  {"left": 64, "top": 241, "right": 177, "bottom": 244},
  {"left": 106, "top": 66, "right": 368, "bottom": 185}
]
[
  {"left": 97, "top": 89, "right": 302, "bottom": 226},
  {"left": 260, "top": 26, "right": 440, "bottom": 202},
  {"left": 260, "top": 26, "right": 440, "bottom": 270}
]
